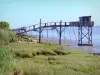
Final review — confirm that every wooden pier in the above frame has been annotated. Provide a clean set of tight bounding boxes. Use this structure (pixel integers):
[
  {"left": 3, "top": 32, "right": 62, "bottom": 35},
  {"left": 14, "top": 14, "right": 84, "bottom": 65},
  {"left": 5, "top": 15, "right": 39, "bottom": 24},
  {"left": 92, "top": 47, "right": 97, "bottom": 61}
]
[{"left": 12, "top": 16, "right": 94, "bottom": 46}]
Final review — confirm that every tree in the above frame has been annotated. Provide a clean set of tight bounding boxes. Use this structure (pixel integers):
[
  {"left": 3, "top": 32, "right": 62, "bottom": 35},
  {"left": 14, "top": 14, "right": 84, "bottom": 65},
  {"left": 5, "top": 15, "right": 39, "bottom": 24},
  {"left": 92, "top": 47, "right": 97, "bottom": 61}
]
[{"left": 0, "top": 21, "right": 9, "bottom": 29}]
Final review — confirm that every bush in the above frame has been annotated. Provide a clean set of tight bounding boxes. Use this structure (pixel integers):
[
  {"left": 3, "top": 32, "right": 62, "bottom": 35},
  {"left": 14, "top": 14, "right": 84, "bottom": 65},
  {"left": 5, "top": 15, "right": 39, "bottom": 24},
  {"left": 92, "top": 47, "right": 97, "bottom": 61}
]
[
  {"left": 15, "top": 51, "right": 33, "bottom": 58},
  {"left": 54, "top": 50, "right": 71, "bottom": 55},
  {"left": 0, "top": 29, "right": 16, "bottom": 45},
  {"left": 36, "top": 51, "right": 42, "bottom": 55},
  {"left": 41, "top": 50, "right": 56, "bottom": 56}
]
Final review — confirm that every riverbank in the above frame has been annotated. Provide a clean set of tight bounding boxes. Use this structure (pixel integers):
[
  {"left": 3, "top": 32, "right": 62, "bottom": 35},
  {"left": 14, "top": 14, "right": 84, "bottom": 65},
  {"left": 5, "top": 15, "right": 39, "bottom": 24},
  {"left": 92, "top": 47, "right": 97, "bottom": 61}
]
[{"left": 0, "top": 42, "right": 100, "bottom": 75}]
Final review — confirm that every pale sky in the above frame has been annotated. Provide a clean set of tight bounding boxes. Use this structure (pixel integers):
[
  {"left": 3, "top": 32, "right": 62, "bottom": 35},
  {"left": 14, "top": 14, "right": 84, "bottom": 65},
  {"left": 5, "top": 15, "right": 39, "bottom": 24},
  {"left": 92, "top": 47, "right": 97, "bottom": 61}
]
[{"left": 0, "top": 0, "right": 100, "bottom": 28}]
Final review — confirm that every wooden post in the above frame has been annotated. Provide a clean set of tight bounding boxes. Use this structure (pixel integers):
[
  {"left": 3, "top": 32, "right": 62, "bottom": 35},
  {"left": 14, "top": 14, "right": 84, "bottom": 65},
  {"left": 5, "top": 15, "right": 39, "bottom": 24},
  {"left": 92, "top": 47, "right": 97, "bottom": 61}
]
[
  {"left": 47, "top": 23, "right": 48, "bottom": 42},
  {"left": 55, "top": 22, "right": 56, "bottom": 26},
  {"left": 81, "top": 26, "right": 82, "bottom": 44},
  {"left": 39, "top": 19, "right": 42, "bottom": 43},
  {"left": 45, "top": 23, "right": 46, "bottom": 27},
  {"left": 59, "top": 20, "right": 62, "bottom": 44},
  {"left": 65, "top": 22, "right": 66, "bottom": 26},
  {"left": 91, "top": 27, "right": 92, "bottom": 44},
  {"left": 78, "top": 22, "right": 93, "bottom": 46},
  {"left": 33, "top": 25, "right": 35, "bottom": 30}
]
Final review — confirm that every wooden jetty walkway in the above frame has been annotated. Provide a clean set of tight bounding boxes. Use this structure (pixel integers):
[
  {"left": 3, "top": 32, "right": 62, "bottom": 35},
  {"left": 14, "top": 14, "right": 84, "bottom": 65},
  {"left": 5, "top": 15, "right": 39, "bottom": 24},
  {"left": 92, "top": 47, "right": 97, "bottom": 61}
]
[{"left": 12, "top": 16, "right": 94, "bottom": 46}]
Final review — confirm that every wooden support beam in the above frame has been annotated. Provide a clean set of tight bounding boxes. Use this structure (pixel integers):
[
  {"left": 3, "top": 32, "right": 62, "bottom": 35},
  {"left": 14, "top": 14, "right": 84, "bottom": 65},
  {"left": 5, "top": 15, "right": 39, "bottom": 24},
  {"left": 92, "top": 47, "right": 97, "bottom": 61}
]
[
  {"left": 45, "top": 23, "right": 46, "bottom": 27},
  {"left": 59, "top": 20, "right": 62, "bottom": 44},
  {"left": 33, "top": 25, "right": 35, "bottom": 29},
  {"left": 78, "top": 22, "right": 93, "bottom": 46},
  {"left": 65, "top": 22, "right": 66, "bottom": 26},
  {"left": 55, "top": 22, "right": 56, "bottom": 26},
  {"left": 39, "top": 19, "right": 42, "bottom": 43}
]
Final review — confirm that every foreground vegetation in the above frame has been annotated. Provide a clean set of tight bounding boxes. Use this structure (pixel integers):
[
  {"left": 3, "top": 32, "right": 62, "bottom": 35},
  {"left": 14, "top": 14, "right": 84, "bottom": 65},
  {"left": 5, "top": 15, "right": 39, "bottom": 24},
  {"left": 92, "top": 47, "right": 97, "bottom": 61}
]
[{"left": 0, "top": 43, "right": 100, "bottom": 75}]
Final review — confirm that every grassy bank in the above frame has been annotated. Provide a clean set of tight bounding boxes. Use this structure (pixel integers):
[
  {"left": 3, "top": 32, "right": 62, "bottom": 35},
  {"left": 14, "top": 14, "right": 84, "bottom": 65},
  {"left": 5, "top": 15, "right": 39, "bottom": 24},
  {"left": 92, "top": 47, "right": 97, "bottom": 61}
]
[{"left": 0, "top": 43, "right": 100, "bottom": 75}]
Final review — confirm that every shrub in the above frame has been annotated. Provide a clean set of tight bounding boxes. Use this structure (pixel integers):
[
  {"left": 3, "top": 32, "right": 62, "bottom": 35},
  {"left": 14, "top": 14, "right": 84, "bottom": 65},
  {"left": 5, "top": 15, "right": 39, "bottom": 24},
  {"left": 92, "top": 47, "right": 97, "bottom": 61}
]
[
  {"left": 15, "top": 51, "right": 33, "bottom": 58},
  {"left": 0, "top": 29, "right": 16, "bottom": 45},
  {"left": 36, "top": 51, "right": 42, "bottom": 55},
  {"left": 54, "top": 50, "right": 71, "bottom": 55},
  {"left": 41, "top": 50, "right": 56, "bottom": 56}
]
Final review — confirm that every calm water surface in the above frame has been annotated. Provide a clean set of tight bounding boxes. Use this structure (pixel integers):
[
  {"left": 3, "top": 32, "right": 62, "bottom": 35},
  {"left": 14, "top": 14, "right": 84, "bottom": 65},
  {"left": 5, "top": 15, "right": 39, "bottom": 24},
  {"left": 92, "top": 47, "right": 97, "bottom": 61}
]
[{"left": 29, "top": 26, "right": 100, "bottom": 53}]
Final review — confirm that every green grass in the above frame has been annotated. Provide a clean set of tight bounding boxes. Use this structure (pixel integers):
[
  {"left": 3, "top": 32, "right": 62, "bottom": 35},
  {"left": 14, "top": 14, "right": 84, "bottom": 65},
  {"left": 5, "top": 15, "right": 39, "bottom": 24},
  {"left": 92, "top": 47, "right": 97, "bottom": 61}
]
[
  {"left": 0, "top": 46, "right": 17, "bottom": 75},
  {"left": 7, "top": 43, "right": 69, "bottom": 56},
  {"left": 0, "top": 43, "right": 100, "bottom": 75}
]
